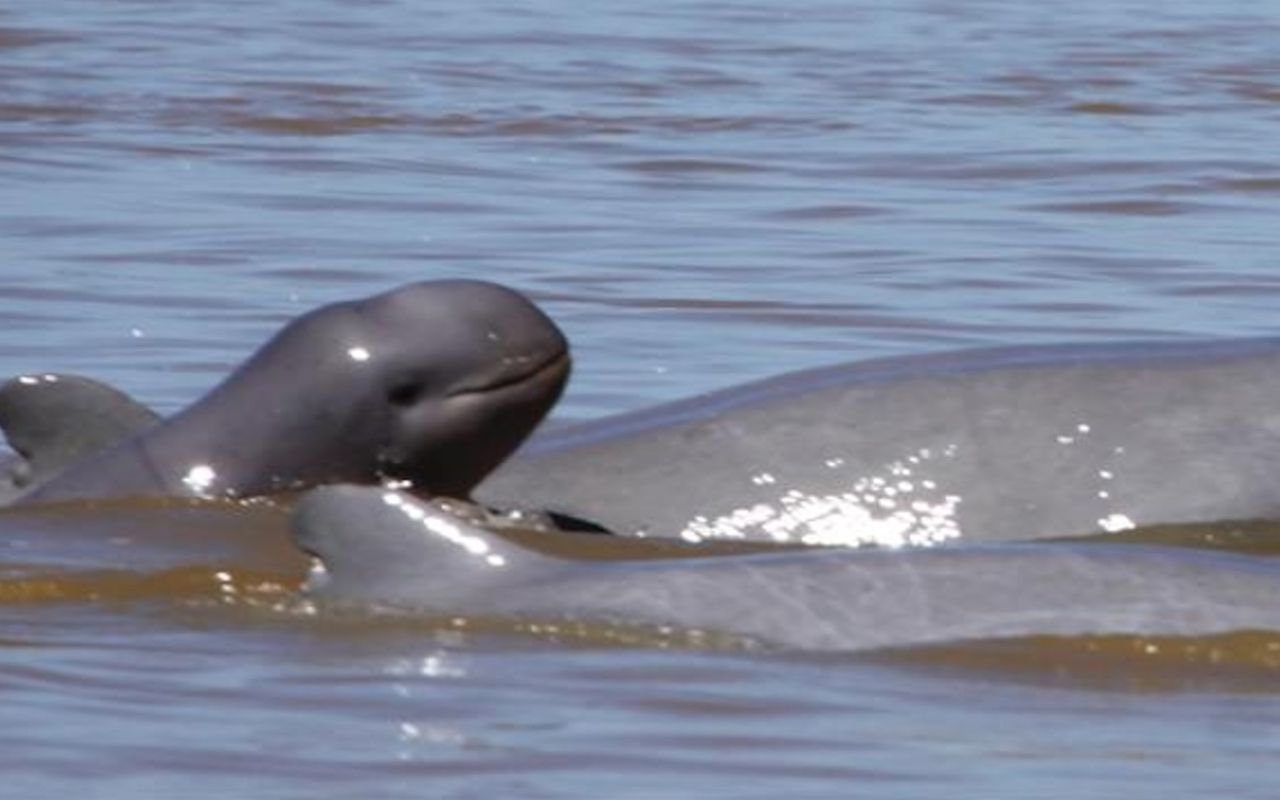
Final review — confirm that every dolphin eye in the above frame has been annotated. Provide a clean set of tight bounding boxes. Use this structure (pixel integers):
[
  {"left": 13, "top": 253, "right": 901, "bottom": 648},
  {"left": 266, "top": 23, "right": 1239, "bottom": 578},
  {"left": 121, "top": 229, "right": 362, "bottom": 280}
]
[{"left": 387, "top": 380, "right": 426, "bottom": 408}]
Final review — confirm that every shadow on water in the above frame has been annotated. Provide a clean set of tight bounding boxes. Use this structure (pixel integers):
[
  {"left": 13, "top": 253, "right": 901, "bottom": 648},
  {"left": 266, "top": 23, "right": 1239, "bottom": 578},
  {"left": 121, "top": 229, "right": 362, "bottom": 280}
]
[
  {"left": 857, "top": 632, "right": 1280, "bottom": 694},
  {"left": 0, "top": 498, "right": 305, "bottom": 606},
  {"left": 1053, "top": 518, "right": 1280, "bottom": 557}
]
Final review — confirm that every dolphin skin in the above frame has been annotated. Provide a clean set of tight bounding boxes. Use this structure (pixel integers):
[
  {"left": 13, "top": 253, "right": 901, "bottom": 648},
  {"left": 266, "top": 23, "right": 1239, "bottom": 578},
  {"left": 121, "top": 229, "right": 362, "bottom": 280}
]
[
  {"left": 8, "top": 280, "right": 569, "bottom": 505},
  {"left": 479, "top": 338, "right": 1280, "bottom": 545},
  {"left": 293, "top": 485, "right": 1280, "bottom": 653}
]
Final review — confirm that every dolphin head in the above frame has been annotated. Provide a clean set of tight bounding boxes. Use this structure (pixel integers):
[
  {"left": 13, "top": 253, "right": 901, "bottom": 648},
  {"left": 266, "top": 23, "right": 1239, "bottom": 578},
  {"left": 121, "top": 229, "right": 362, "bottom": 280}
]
[
  {"left": 292, "top": 485, "right": 537, "bottom": 610},
  {"left": 357, "top": 280, "right": 571, "bottom": 497},
  {"left": 197, "top": 279, "right": 570, "bottom": 499}
]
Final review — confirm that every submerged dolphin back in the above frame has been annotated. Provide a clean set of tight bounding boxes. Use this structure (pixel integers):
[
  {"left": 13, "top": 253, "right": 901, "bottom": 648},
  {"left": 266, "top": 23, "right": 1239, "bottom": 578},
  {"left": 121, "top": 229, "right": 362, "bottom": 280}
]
[{"left": 294, "top": 486, "right": 1280, "bottom": 652}]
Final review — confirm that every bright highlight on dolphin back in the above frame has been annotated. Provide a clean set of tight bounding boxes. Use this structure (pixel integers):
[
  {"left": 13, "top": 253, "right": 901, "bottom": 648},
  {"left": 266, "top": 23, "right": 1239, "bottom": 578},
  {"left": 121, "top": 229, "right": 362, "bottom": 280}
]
[{"left": 293, "top": 486, "right": 1280, "bottom": 653}]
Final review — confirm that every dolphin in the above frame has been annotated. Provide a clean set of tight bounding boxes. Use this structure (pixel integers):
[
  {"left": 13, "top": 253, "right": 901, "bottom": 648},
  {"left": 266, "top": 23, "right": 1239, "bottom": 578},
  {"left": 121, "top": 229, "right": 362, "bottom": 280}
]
[
  {"left": 10, "top": 280, "right": 569, "bottom": 506},
  {"left": 292, "top": 485, "right": 1280, "bottom": 652},
  {"left": 0, "top": 374, "right": 161, "bottom": 504},
  {"left": 478, "top": 338, "right": 1280, "bottom": 546},
  {"left": 12, "top": 333, "right": 1280, "bottom": 546}
]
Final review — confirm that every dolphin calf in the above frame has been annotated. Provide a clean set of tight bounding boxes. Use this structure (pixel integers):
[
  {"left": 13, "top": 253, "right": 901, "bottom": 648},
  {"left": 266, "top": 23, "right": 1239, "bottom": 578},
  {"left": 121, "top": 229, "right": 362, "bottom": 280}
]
[
  {"left": 293, "top": 485, "right": 1280, "bottom": 652},
  {"left": 10, "top": 280, "right": 569, "bottom": 506},
  {"left": 478, "top": 338, "right": 1280, "bottom": 546}
]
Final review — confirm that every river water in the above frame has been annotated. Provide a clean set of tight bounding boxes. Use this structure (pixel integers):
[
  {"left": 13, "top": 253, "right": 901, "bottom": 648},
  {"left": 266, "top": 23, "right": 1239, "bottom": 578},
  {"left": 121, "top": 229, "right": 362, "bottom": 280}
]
[{"left": 4, "top": 0, "right": 1280, "bottom": 796}]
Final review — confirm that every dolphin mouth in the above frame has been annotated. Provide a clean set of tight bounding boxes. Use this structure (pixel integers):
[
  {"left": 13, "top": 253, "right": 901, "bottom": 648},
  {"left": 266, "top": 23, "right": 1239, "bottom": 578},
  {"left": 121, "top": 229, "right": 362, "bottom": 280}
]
[{"left": 447, "top": 349, "right": 570, "bottom": 398}]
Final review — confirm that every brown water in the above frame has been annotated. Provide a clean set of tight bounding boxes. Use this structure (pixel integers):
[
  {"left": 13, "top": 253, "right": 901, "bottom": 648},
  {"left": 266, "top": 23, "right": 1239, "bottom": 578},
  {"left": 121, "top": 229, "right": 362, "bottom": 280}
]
[{"left": 4, "top": 0, "right": 1280, "bottom": 796}]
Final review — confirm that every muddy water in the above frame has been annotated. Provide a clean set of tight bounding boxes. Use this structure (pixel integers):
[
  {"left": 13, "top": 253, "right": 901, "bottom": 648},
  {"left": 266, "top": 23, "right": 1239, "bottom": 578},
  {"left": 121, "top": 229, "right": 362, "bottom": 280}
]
[{"left": 4, "top": 0, "right": 1280, "bottom": 796}]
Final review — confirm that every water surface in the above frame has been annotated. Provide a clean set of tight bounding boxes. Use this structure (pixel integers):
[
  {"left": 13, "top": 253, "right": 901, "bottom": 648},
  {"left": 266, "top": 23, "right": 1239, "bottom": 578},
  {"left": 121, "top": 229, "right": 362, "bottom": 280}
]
[{"left": 4, "top": 0, "right": 1280, "bottom": 796}]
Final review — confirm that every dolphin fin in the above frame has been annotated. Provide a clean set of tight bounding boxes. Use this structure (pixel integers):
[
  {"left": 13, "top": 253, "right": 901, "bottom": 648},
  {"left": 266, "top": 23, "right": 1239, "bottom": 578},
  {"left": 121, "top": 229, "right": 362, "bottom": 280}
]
[{"left": 0, "top": 374, "right": 160, "bottom": 502}]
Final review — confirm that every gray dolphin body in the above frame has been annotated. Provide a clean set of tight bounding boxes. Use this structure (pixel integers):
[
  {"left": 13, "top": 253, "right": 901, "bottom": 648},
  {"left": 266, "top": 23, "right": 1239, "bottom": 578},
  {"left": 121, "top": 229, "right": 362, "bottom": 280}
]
[
  {"left": 0, "top": 374, "right": 161, "bottom": 503},
  {"left": 478, "top": 338, "right": 1280, "bottom": 546},
  {"left": 10, "top": 334, "right": 1280, "bottom": 544},
  {"left": 12, "top": 280, "right": 569, "bottom": 506},
  {"left": 294, "top": 485, "right": 1280, "bottom": 652}
]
